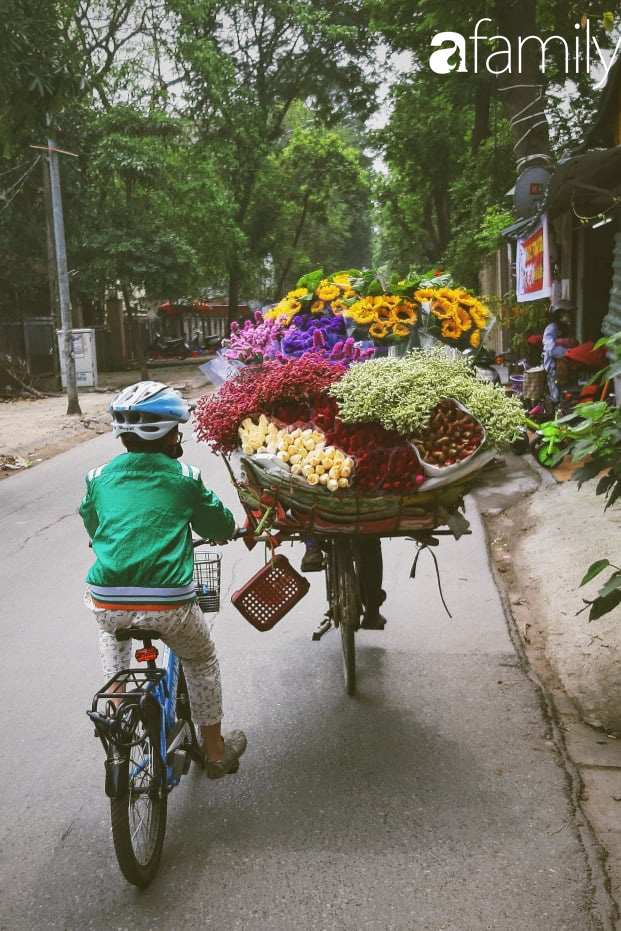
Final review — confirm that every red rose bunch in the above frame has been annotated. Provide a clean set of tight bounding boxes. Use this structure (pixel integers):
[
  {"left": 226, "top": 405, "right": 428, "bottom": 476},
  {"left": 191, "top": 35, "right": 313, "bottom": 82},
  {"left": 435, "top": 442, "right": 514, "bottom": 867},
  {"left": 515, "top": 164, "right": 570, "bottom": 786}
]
[
  {"left": 194, "top": 354, "right": 347, "bottom": 453},
  {"left": 322, "top": 420, "right": 424, "bottom": 492}
]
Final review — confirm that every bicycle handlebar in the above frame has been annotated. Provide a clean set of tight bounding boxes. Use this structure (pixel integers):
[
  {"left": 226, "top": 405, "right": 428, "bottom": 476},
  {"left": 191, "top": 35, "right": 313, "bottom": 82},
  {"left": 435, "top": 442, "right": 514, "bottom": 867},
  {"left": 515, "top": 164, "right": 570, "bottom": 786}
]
[{"left": 193, "top": 526, "right": 249, "bottom": 548}]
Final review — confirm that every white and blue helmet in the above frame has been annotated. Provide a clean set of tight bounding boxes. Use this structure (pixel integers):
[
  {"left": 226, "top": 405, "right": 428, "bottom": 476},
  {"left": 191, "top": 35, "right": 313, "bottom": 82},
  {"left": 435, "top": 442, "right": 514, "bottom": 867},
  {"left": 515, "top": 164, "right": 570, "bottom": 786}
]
[{"left": 110, "top": 381, "right": 190, "bottom": 440}]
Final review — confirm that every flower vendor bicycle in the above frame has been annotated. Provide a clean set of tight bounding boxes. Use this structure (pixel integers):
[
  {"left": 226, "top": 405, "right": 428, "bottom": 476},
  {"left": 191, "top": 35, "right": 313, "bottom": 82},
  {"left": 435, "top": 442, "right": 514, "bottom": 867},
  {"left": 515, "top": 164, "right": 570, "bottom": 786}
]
[
  {"left": 227, "top": 455, "right": 478, "bottom": 698},
  {"left": 86, "top": 545, "right": 221, "bottom": 887}
]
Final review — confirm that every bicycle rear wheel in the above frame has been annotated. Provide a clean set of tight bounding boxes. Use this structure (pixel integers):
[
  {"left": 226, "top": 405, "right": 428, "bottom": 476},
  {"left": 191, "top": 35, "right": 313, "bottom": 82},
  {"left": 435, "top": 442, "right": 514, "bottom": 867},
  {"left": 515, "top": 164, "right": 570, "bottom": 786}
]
[
  {"left": 110, "top": 702, "right": 167, "bottom": 887},
  {"left": 334, "top": 539, "right": 359, "bottom": 696}
]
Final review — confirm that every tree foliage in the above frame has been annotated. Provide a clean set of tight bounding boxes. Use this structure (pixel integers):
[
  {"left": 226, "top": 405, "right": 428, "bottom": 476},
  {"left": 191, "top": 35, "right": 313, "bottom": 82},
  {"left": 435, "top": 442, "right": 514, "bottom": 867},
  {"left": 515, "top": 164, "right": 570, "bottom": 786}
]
[
  {"left": 369, "top": 0, "right": 615, "bottom": 282},
  {"left": 0, "top": 0, "right": 379, "bottom": 324}
]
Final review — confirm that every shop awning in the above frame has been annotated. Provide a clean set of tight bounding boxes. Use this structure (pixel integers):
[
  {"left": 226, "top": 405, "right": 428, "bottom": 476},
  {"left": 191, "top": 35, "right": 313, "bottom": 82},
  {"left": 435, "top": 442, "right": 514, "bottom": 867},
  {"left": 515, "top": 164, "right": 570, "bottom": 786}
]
[{"left": 544, "top": 147, "right": 621, "bottom": 220}]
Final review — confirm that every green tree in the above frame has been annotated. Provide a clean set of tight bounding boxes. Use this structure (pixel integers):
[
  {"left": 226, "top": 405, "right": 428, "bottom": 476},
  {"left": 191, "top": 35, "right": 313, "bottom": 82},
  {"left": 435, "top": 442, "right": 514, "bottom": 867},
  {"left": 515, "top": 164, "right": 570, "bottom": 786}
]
[
  {"left": 170, "top": 0, "right": 378, "bottom": 322},
  {"left": 65, "top": 104, "right": 234, "bottom": 326},
  {"left": 0, "top": 0, "right": 82, "bottom": 150},
  {"left": 259, "top": 120, "right": 373, "bottom": 295}
]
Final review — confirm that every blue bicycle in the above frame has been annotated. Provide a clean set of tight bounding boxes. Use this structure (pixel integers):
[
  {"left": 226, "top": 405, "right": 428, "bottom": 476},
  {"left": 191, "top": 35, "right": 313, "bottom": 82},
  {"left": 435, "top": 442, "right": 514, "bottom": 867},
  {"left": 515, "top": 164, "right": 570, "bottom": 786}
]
[{"left": 87, "top": 547, "right": 221, "bottom": 887}]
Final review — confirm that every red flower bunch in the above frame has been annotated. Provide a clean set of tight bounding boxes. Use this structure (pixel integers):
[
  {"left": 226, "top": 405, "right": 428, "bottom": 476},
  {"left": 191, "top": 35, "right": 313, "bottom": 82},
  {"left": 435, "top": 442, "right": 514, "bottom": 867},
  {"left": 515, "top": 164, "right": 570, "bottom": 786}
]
[
  {"left": 194, "top": 354, "right": 347, "bottom": 452},
  {"left": 322, "top": 420, "right": 424, "bottom": 492}
]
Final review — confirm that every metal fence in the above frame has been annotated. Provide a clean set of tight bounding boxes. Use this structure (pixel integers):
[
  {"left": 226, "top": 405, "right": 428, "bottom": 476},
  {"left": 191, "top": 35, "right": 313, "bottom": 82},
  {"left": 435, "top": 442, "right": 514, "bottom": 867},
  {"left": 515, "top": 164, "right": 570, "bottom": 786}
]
[
  {"left": 0, "top": 317, "right": 117, "bottom": 377},
  {"left": 0, "top": 317, "right": 56, "bottom": 375}
]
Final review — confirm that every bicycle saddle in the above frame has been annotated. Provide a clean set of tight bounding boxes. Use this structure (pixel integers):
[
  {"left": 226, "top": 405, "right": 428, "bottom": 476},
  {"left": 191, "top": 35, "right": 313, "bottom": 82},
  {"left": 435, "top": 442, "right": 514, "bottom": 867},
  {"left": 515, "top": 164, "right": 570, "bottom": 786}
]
[{"left": 115, "top": 627, "right": 162, "bottom": 642}]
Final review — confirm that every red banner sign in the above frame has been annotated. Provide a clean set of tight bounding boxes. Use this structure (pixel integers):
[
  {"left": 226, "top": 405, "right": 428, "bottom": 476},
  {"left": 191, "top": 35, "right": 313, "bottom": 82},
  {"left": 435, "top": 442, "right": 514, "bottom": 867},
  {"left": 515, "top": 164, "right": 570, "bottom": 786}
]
[{"left": 516, "top": 214, "right": 552, "bottom": 301}]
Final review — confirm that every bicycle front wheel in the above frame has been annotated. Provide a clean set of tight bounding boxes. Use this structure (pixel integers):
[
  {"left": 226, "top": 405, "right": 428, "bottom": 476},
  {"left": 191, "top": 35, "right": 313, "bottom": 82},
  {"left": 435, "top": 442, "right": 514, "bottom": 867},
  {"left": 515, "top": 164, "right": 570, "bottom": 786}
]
[{"left": 110, "top": 704, "right": 167, "bottom": 887}]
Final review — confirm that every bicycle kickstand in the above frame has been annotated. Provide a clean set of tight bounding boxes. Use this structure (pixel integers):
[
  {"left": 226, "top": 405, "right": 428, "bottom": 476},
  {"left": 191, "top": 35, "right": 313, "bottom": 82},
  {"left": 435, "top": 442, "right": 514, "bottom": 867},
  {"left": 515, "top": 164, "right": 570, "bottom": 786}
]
[{"left": 312, "top": 615, "right": 333, "bottom": 641}]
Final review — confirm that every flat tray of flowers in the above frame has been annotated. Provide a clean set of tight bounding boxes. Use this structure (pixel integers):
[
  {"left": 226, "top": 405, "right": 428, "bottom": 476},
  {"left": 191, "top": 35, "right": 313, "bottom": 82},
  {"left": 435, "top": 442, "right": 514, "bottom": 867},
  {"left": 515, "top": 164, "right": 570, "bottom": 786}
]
[{"left": 231, "top": 448, "right": 499, "bottom": 536}]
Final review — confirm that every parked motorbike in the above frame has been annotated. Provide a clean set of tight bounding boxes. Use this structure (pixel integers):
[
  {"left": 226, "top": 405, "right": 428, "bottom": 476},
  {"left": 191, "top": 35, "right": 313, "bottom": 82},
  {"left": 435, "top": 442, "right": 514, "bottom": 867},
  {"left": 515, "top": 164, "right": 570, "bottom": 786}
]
[
  {"left": 191, "top": 332, "right": 222, "bottom": 354},
  {"left": 145, "top": 334, "right": 191, "bottom": 362}
]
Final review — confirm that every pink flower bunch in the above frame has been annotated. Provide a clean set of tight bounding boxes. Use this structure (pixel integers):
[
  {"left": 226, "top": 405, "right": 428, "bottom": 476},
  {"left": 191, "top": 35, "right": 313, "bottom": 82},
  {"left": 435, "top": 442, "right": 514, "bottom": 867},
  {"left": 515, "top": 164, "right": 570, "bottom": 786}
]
[
  {"left": 221, "top": 311, "right": 285, "bottom": 364},
  {"left": 194, "top": 353, "right": 347, "bottom": 453}
]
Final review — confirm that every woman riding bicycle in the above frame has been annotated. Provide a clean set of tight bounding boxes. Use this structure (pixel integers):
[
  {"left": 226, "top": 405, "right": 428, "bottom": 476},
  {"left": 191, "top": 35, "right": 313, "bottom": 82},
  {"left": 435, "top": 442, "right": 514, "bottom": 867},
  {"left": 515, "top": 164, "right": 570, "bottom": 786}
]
[{"left": 80, "top": 380, "right": 247, "bottom": 778}]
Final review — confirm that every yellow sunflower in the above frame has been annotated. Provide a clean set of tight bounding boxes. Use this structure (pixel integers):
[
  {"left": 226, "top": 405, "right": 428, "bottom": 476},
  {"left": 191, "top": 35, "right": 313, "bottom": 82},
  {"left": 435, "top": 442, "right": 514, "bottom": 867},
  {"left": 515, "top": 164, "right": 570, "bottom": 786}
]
[
  {"left": 264, "top": 298, "right": 303, "bottom": 321},
  {"left": 369, "top": 320, "right": 389, "bottom": 339},
  {"left": 440, "top": 318, "right": 463, "bottom": 341},
  {"left": 288, "top": 287, "right": 309, "bottom": 299},
  {"left": 414, "top": 288, "right": 435, "bottom": 302},
  {"left": 392, "top": 322, "right": 410, "bottom": 338},
  {"left": 375, "top": 302, "right": 394, "bottom": 323},
  {"left": 311, "top": 299, "right": 325, "bottom": 313},
  {"left": 347, "top": 298, "right": 376, "bottom": 325},
  {"left": 468, "top": 301, "right": 489, "bottom": 330},
  {"left": 430, "top": 296, "right": 456, "bottom": 320},
  {"left": 331, "top": 273, "right": 352, "bottom": 286},
  {"left": 469, "top": 328, "right": 482, "bottom": 348},
  {"left": 436, "top": 287, "right": 458, "bottom": 300},
  {"left": 317, "top": 284, "right": 340, "bottom": 302},
  {"left": 455, "top": 305, "right": 473, "bottom": 332},
  {"left": 393, "top": 300, "right": 417, "bottom": 324}
]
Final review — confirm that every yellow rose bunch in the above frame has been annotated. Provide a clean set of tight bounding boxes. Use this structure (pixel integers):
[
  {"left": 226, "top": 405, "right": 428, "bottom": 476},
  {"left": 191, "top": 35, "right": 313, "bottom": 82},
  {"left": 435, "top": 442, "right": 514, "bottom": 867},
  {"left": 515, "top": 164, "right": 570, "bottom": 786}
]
[{"left": 238, "top": 417, "right": 353, "bottom": 492}]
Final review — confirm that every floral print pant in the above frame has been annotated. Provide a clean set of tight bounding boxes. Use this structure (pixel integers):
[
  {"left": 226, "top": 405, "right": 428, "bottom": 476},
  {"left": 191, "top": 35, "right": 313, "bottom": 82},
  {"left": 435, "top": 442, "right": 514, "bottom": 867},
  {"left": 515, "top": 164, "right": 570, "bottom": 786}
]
[{"left": 85, "top": 590, "right": 223, "bottom": 727}]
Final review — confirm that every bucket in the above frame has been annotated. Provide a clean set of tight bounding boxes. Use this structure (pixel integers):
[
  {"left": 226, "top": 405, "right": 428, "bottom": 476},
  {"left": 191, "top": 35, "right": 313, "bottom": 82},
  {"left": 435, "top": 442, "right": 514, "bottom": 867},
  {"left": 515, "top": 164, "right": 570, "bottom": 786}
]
[{"left": 509, "top": 374, "right": 524, "bottom": 395}]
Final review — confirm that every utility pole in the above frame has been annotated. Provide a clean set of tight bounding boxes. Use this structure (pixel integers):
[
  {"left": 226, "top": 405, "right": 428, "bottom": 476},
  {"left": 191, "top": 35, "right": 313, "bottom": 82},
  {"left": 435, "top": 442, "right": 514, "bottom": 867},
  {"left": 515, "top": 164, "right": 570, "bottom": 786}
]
[
  {"left": 45, "top": 138, "right": 81, "bottom": 415},
  {"left": 41, "top": 156, "right": 61, "bottom": 384}
]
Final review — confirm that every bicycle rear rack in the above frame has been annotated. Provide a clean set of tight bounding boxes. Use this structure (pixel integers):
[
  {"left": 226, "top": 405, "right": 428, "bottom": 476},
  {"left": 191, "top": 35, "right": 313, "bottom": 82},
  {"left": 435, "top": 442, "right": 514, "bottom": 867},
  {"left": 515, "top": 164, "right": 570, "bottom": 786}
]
[
  {"left": 91, "top": 668, "right": 166, "bottom": 709},
  {"left": 88, "top": 669, "right": 166, "bottom": 747}
]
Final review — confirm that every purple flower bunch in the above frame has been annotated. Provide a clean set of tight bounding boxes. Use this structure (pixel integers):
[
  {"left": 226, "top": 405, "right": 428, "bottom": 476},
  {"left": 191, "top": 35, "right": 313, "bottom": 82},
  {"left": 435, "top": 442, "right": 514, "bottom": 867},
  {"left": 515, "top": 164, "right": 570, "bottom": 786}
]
[
  {"left": 221, "top": 311, "right": 285, "bottom": 364},
  {"left": 280, "top": 312, "right": 347, "bottom": 358}
]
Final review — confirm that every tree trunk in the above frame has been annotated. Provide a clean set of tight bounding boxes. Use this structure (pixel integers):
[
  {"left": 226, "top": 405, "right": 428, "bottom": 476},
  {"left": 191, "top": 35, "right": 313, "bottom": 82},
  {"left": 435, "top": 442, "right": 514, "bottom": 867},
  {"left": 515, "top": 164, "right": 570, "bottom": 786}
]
[
  {"left": 495, "top": 0, "right": 551, "bottom": 171},
  {"left": 227, "top": 262, "right": 241, "bottom": 333},
  {"left": 471, "top": 78, "right": 492, "bottom": 154},
  {"left": 275, "top": 190, "right": 311, "bottom": 296},
  {"left": 122, "top": 287, "right": 148, "bottom": 380}
]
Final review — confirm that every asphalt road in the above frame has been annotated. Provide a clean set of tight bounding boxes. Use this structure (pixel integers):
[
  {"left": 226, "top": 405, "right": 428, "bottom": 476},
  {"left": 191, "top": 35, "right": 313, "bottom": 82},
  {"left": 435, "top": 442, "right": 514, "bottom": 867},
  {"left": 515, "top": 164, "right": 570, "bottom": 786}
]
[{"left": 0, "top": 431, "right": 613, "bottom": 930}]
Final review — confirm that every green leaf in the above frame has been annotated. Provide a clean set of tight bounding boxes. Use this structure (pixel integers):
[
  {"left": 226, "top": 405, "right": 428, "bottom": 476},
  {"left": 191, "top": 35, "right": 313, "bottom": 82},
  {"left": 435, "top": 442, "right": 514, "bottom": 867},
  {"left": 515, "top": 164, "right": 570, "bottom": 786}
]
[
  {"left": 589, "top": 590, "right": 621, "bottom": 620},
  {"left": 580, "top": 559, "right": 610, "bottom": 585},
  {"left": 366, "top": 277, "right": 385, "bottom": 296},
  {"left": 596, "top": 474, "right": 614, "bottom": 497},
  {"left": 295, "top": 268, "right": 324, "bottom": 292},
  {"left": 573, "top": 460, "right": 606, "bottom": 485},
  {"left": 598, "top": 573, "right": 621, "bottom": 599}
]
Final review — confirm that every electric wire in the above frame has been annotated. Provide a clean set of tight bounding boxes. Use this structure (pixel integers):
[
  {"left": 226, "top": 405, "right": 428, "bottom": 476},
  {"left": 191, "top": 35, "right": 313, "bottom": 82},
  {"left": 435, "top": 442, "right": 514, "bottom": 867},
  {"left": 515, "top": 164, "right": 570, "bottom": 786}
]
[{"left": 0, "top": 156, "right": 41, "bottom": 217}]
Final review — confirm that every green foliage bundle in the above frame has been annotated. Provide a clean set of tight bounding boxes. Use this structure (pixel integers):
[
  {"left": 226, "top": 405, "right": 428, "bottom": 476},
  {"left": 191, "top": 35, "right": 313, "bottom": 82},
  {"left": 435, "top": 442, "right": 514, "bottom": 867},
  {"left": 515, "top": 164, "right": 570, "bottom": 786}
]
[
  {"left": 559, "top": 333, "right": 621, "bottom": 620},
  {"left": 329, "top": 346, "right": 525, "bottom": 448}
]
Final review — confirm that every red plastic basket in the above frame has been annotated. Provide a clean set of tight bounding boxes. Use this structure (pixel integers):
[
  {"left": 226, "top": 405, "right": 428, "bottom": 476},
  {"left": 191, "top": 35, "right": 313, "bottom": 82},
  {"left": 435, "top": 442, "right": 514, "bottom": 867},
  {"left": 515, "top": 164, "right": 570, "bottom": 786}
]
[{"left": 231, "top": 554, "right": 310, "bottom": 631}]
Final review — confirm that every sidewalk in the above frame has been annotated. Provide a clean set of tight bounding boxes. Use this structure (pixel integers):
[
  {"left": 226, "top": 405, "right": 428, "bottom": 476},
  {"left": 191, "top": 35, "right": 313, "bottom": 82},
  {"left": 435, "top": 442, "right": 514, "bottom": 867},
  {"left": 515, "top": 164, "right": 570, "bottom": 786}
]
[
  {"left": 0, "top": 359, "right": 209, "bottom": 472},
  {"left": 474, "top": 453, "right": 621, "bottom": 918}
]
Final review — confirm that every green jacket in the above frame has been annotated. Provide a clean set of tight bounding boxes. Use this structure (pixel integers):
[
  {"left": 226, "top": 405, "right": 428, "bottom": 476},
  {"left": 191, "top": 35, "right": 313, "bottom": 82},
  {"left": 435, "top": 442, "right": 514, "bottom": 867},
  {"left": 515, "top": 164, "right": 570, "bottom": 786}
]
[{"left": 80, "top": 451, "right": 235, "bottom": 609}]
